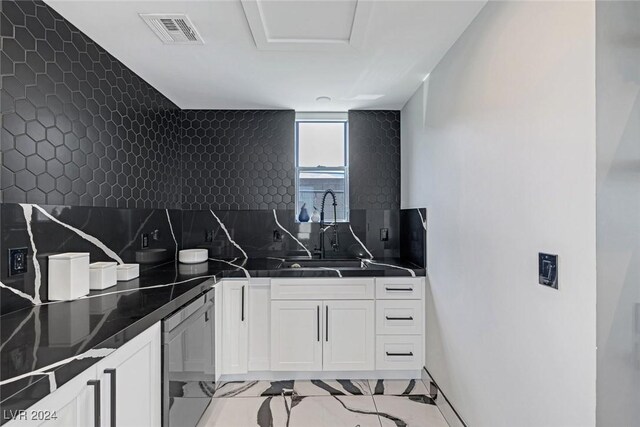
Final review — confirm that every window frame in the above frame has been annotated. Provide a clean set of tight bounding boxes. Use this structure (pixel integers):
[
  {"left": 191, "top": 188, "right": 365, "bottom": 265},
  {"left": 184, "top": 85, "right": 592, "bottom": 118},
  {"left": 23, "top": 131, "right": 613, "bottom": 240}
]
[{"left": 294, "top": 116, "right": 350, "bottom": 223}]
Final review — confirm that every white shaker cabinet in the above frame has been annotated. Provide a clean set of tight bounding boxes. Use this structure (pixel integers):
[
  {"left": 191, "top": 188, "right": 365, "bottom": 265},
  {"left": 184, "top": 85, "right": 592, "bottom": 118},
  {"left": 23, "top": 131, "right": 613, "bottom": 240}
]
[
  {"left": 220, "top": 280, "right": 249, "bottom": 375},
  {"left": 95, "top": 323, "right": 161, "bottom": 427},
  {"left": 8, "top": 366, "right": 98, "bottom": 427},
  {"left": 248, "top": 280, "right": 271, "bottom": 371},
  {"left": 323, "top": 300, "right": 375, "bottom": 371},
  {"left": 270, "top": 300, "right": 323, "bottom": 371},
  {"left": 7, "top": 323, "right": 161, "bottom": 427}
]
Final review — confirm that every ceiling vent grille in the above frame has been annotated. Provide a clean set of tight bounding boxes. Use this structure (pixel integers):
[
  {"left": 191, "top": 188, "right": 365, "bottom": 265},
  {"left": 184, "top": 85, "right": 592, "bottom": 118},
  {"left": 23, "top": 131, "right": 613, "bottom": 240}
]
[{"left": 139, "top": 14, "right": 204, "bottom": 44}]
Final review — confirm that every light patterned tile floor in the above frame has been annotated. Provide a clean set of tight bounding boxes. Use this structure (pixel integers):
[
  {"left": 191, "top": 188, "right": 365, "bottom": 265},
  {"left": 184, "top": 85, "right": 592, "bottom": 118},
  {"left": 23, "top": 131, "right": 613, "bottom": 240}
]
[{"left": 197, "top": 379, "right": 449, "bottom": 427}]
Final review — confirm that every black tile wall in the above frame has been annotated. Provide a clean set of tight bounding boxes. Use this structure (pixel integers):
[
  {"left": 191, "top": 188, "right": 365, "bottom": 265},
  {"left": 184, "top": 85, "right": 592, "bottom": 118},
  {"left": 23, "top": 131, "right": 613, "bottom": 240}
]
[
  {"left": 181, "top": 110, "right": 296, "bottom": 210},
  {"left": 348, "top": 110, "right": 401, "bottom": 210},
  {"left": 1, "top": 2, "right": 402, "bottom": 214},
  {"left": 0, "top": 0, "right": 181, "bottom": 209}
]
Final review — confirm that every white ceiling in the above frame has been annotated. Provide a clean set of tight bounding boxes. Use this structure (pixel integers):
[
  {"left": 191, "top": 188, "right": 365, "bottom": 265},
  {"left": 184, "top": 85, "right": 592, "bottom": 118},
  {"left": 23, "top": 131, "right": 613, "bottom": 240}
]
[{"left": 45, "top": 0, "right": 486, "bottom": 111}]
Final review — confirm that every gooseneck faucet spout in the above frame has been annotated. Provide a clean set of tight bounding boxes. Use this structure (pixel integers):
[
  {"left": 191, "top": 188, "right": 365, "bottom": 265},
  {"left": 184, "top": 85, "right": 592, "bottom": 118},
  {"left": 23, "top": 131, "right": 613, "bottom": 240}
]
[{"left": 319, "top": 189, "right": 339, "bottom": 259}]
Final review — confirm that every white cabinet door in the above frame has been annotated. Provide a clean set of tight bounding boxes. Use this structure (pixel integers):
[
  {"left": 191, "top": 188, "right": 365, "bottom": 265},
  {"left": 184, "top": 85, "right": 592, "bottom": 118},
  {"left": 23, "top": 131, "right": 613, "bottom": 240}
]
[
  {"left": 221, "top": 280, "right": 248, "bottom": 374},
  {"left": 248, "top": 280, "right": 270, "bottom": 371},
  {"left": 214, "top": 284, "right": 223, "bottom": 381},
  {"left": 7, "top": 366, "right": 98, "bottom": 427},
  {"left": 270, "top": 300, "right": 322, "bottom": 371},
  {"left": 97, "top": 322, "right": 161, "bottom": 427},
  {"left": 323, "top": 300, "right": 375, "bottom": 371}
]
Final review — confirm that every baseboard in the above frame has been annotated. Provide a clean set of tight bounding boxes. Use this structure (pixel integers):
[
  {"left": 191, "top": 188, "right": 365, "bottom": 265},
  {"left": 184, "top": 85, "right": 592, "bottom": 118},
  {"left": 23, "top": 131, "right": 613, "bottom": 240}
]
[{"left": 421, "top": 367, "right": 467, "bottom": 427}]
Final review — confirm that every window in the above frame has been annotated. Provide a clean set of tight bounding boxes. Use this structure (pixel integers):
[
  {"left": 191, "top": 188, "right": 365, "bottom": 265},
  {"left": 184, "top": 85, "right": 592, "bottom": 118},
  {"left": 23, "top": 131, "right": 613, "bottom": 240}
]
[{"left": 295, "top": 113, "right": 349, "bottom": 222}]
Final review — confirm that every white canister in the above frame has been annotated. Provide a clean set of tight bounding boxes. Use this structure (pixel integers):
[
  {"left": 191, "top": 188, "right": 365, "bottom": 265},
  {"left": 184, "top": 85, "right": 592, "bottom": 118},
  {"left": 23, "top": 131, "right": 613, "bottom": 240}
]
[
  {"left": 179, "top": 249, "right": 208, "bottom": 264},
  {"left": 48, "top": 253, "right": 90, "bottom": 301},
  {"left": 117, "top": 263, "right": 140, "bottom": 281},
  {"left": 89, "top": 261, "right": 118, "bottom": 290}
]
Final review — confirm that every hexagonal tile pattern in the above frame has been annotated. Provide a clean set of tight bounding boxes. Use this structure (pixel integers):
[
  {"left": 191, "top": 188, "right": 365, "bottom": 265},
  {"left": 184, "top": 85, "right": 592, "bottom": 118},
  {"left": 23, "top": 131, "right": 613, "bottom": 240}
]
[
  {"left": 181, "top": 110, "right": 296, "bottom": 210},
  {"left": 348, "top": 110, "right": 401, "bottom": 210},
  {"left": 1, "top": 0, "right": 181, "bottom": 208},
  {"left": 1, "top": 1, "right": 401, "bottom": 212}
]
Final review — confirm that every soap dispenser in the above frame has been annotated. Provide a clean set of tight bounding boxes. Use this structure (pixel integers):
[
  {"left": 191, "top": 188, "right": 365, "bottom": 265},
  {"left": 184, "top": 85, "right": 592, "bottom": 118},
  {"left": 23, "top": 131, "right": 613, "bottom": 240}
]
[{"left": 298, "top": 203, "right": 310, "bottom": 222}]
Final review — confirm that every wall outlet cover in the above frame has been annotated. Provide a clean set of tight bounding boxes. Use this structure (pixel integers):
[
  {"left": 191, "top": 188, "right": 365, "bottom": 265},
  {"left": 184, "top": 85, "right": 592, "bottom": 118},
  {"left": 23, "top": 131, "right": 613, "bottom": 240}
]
[{"left": 8, "top": 247, "right": 29, "bottom": 276}]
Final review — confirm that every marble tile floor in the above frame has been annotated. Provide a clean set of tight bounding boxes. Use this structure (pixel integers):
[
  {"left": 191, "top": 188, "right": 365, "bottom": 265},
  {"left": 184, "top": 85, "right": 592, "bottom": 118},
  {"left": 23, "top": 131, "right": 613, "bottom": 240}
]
[{"left": 197, "top": 379, "right": 449, "bottom": 427}]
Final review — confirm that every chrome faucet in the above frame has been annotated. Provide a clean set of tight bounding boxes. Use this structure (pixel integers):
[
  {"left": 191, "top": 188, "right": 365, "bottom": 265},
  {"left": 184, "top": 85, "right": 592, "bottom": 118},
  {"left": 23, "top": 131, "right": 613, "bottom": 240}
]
[{"left": 318, "top": 189, "right": 339, "bottom": 259}]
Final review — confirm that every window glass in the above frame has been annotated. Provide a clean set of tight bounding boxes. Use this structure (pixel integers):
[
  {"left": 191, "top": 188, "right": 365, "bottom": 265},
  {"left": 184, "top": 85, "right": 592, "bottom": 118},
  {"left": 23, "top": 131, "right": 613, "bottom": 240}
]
[
  {"left": 295, "top": 119, "right": 348, "bottom": 222},
  {"left": 298, "top": 170, "right": 346, "bottom": 222},
  {"left": 297, "top": 122, "right": 345, "bottom": 167}
]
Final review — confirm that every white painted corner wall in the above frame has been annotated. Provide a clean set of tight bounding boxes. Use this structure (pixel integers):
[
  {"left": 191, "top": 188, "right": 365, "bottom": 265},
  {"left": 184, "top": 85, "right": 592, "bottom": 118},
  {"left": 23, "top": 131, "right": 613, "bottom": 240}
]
[
  {"left": 401, "top": 2, "right": 597, "bottom": 426},
  {"left": 595, "top": 2, "right": 640, "bottom": 425}
]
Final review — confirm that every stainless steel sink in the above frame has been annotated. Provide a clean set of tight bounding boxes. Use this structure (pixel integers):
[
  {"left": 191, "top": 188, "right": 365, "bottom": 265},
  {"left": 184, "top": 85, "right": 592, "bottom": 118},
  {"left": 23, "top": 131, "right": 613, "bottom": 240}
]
[{"left": 280, "top": 259, "right": 365, "bottom": 269}]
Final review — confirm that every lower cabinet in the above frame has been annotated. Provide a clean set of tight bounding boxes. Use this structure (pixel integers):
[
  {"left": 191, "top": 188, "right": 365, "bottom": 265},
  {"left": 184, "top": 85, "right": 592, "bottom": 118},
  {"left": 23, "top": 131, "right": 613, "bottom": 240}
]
[
  {"left": 219, "top": 277, "right": 424, "bottom": 376},
  {"left": 270, "top": 299, "right": 374, "bottom": 372},
  {"left": 247, "top": 280, "right": 271, "bottom": 371},
  {"left": 96, "top": 323, "right": 161, "bottom": 427},
  {"left": 323, "top": 300, "right": 375, "bottom": 371},
  {"left": 220, "top": 280, "right": 249, "bottom": 375},
  {"left": 270, "top": 300, "right": 323, "bottom": 371},
  {"left": 10, "top": 365, "right": 98, "bottom": 427},
  {"left": 9, "top": 323, "right": 161, "bottom": 427}
]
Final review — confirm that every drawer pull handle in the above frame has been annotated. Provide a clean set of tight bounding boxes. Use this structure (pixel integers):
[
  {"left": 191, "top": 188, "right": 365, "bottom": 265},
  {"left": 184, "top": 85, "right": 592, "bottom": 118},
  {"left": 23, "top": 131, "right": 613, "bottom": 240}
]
[
  {"left": 241, "top": 285, "right": 245, "bottom": 322},
  {"left": 386, "top": 351, "right": 414, "bottom": 357},
  {"left": 87, "top": 379, "right": 101, "bottom": 427},
  {"left": 326, "top": 305, "right": 329, "bottom": 342},
  {"left": 104, "top": 369, "right": 116, "bottom": 427},
  {"left": 385, "top": 316, "right": 414, "bottom": 321},
  {"left": 385, "top": 287, "right": 413, "bottom": 292}
]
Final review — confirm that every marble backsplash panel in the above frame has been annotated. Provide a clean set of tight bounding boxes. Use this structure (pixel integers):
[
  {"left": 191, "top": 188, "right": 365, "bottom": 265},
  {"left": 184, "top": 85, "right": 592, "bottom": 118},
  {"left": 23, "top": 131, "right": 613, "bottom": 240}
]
[
  {"left": 0, "top": 203, "right": 182, "bottom": 315},
  {"left": 0, "top": 204, "right": 425, "bottom": 315},
  {"left": 181, "top": 209, "right": 401, "bottom": 260},
  {"left": 400, "top": 208, "right": 427, "bottom": 268}
]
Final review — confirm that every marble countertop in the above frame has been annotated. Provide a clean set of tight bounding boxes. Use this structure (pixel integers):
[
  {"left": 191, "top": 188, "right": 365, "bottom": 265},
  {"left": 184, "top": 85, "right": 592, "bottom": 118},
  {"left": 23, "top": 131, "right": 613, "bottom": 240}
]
[{"left": 0, "top": 257, "right": 424, "bottom": 420}]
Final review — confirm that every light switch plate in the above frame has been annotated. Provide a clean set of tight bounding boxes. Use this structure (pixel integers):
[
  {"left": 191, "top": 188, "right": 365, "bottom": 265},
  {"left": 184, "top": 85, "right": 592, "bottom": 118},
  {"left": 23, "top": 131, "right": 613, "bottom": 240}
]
[{"left": 538, "top": 253, "right": 558, "bottom": 289}]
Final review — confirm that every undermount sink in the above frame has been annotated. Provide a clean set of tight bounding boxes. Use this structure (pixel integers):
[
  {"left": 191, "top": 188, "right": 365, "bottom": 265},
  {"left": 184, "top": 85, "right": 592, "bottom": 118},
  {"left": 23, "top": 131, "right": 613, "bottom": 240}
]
[
  {"left": 135, "top": 248, "right": 169, "bottom": 264},
  {"left": 280, "top": 259, "right": 366, "bottom": 269}
]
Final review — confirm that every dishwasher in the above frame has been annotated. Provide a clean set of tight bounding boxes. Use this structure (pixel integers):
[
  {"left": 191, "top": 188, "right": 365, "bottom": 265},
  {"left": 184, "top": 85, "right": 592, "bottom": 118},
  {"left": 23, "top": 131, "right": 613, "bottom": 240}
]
[{"left": 162, "top": 288, "right": 216, "bottom": 427}]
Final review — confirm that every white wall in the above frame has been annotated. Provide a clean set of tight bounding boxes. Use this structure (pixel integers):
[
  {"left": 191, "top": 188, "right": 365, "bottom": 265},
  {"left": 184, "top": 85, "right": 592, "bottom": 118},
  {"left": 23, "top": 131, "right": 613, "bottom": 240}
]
[
  {"left": 401, "top": 2, "right": 597, "bottom": 426},
  {"left": 595, "top": 2, "right": 640, "bottom": 426}
]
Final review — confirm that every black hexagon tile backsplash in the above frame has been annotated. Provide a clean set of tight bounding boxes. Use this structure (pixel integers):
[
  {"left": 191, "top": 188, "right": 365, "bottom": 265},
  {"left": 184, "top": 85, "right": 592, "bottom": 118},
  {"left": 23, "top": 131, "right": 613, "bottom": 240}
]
[
  {"left": 181, "top": 110, "right": 296, "bottom": 210},
  {"left": 1, "top": 0, "right": 182, "bottom": 209},
  {"left": 349, "top": 110, "right": 401, "bottom": 210},
  {"left": 1, "top": 0, "right": 401, "bottom": 211}
]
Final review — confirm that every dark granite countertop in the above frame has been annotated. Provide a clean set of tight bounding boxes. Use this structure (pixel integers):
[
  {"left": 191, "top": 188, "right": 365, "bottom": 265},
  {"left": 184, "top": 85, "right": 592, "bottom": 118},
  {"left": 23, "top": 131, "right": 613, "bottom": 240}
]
[{"left": 0, "top": 257, "right": 424, "bottom": 420}]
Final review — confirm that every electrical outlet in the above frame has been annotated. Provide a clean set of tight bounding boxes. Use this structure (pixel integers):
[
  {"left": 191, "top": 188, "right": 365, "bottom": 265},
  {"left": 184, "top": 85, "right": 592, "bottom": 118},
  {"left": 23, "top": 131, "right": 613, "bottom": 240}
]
[
  {"left": 380, "top": 228, "right": 389, "bottom": 241},
  {"left": 142, "top": 233, "right": 149, "bottom": 248},
  {"left": 8, "top": 248, "right": 28, "bottom": 276},
  {"left": 205, "top": 230, "right": 213, "bottom": 243},
  {"left": 273, "top": 229, "right": 283, "bottom": 242}
]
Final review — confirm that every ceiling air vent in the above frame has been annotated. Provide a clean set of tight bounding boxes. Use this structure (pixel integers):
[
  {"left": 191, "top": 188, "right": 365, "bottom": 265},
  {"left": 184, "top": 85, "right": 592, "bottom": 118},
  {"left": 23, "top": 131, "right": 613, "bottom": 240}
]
[{"left": 139, "top": 14, "right": 204, "bottom": 44}]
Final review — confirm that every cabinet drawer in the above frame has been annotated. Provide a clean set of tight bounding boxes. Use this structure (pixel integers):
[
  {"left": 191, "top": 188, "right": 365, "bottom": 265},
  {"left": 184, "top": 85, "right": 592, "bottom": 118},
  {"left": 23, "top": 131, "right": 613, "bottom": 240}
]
[
  {"left": 376, "top": 335, "right": 423, "bottom": 370},
  {"left": 375, "top": 277, "right": 423, "bottom": 300},
  {"left": 376, "top": 300, "right": 423, "bottom": 335},
  {"left": 271, "top": 278, "right": 374, "bottom": 300}
]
